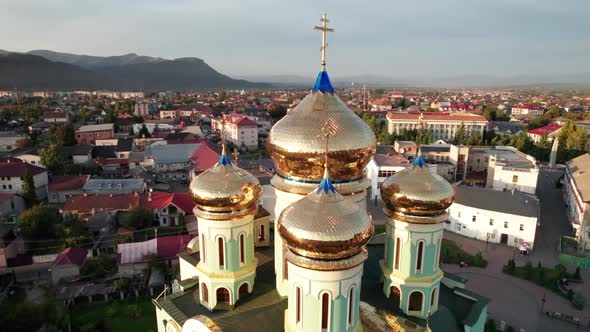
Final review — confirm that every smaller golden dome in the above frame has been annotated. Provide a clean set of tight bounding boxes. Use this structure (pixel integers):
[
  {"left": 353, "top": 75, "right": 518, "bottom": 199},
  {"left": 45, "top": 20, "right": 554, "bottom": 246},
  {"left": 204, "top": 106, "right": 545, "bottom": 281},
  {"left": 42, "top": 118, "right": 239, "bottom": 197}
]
[
  {"left": 278, "top": 169, "right": 374, "bottom": 260},
  {"left": 190, "top": 153, "right": 261, "bottom": 219},
  {"left": 380, "top": 154, "right": 455, "bottom": 218}
]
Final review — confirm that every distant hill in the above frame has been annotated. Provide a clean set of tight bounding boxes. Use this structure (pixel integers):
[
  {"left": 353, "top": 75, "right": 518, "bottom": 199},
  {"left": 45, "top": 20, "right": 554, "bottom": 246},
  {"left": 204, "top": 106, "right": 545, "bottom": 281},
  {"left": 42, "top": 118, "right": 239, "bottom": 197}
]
[{"left": 0, "top": 50, "right": 266, "bottom": 91}]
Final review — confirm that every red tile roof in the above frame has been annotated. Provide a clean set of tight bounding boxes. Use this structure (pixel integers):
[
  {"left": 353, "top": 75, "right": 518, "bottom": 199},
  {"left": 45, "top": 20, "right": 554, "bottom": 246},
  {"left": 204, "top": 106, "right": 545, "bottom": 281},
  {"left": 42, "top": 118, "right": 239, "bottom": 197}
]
[
  {"left": 234, "top": 116, "right": 257, "bottom": 126},
  {"left": 64, "top": 193, "right": 146, "bottom": 213},
  {"left": 528, "top": 123, "right": 562, "bottom": 136},
  {"left": 157, "top": 235, "right": 193, "bottom": 260},
  {"left": 149, "top": 192, "right": 195, "bottom": 215},
  {"left": 48, "top": 175, "right": 90, "bottom": 191},
  {"left": 386, "top": 111, "right": 487, "bottom": 122},
  {"left": 98, "top": 158, "right": 129, "bottom": 165},
  {"left": 52, "top": 247, "right": 88, "bottom": 267},
  {"left": 190, "top": 144, "right": 220, "bottom": 172},
  {"left": 0, "top": 161, "right": 46, "bottom": 177}
]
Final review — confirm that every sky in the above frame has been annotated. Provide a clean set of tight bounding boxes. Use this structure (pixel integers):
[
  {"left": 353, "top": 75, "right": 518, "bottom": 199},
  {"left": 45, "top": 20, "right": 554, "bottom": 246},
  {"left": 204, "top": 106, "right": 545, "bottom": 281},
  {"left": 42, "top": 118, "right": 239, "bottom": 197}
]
[{"left": 1, "top": 0, "right": 589, "bottom": 81}]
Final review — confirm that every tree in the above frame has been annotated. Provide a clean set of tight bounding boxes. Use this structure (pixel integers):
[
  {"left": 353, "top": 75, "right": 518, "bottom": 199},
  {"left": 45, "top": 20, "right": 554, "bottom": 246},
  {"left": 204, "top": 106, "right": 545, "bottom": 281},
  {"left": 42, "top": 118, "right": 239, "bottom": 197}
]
[
  {"left": 452, "top": 123, "right": 468, "bottom": 145},
  {"left": 48, "top": 124, "right": 75, "bottom": 146},
  {"left": 80, "top": 255, "right": 116, "bottom": 279},
  {"left": 266, "top": 104, "right": 287, "bottom": 120},
  {"left": 138, "top": 124, "right": 151, "bottom": 138},
  {"left": 61, "top": 214, "right": 91, "bottom": 247},
  {"left": 40, "top": 145, "right": 66, "bottom": 174},
  {"left": 484, "top": 319, "right": 496, "bottom": 332},
  {"left": 121, "top": 206, "right": 153, "bottom": 230},
  {"left": 22, "top": 173, "right": 38, "bottom": 206},
  {"left": 18, "top": 205, "right": 61, "bottom": 240},
  {"left": 16, "top": 138, "right": 33, "bottom": 149}
]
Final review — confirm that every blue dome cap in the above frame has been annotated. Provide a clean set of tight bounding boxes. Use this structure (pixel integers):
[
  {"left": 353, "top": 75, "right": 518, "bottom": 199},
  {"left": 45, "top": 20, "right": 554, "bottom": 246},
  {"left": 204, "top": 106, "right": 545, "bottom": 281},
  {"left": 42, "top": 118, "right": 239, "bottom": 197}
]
[
  {"left": 312, "top": 71, "right": 335, "bottom": 94},
  {"left": 412, "top": 152, "right": 426, "bottom": 168},
  {"left": 317, "top": 166, "right": 336, "bottom": 193}
]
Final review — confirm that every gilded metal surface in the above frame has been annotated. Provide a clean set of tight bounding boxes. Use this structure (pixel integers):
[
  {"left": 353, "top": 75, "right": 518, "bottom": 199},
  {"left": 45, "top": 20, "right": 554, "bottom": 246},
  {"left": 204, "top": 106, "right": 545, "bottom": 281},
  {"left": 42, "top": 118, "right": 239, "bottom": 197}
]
[
  {"left": 277, "top": 186, "right": 374, "bottom": 260},
  {"left": 380, "top": 164, "right": 455, "bottom": 217},
  {"left": 267, "top": 91, "right": 376, "bottom": 181},
  {"left": 270, "top": 174, "right": 370, "bottom": 196},
  {"left": 190, "top": 163, "right": 261, "bottom": 213},
  {"left": 285, "top": 248, "right": 368, "bottom": 271},
  {"left": 383, "top": 208, "right": 450, "bottom": 224},
  {"left": 194, "top": 204, "right": 257, "bottom": 221}
]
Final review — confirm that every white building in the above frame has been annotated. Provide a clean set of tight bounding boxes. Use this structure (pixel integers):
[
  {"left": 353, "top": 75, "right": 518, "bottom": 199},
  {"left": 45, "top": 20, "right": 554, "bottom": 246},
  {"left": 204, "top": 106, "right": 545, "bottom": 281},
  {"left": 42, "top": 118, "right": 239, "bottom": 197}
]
[
  {"left": 211, "top": 113, "right": 259, "bottom": 150},
  {"left": 365, "top": 145, "right": 410, "bottom": 200},
  {"left": 0, "top": 161, "right": 48, "bottom": 200},
  {"left": 510, "top": 104, "right": 544, "bottom": 116},
  {"left": 446, "top": 186, "right": 539, "bottom": 248},
  {"left": 134, "top": 102, "right": 157, "bottom": 117},
  {"left": 387, "top": 112, "right": 488, "bottom": 142},
  {"left": 564, "top": 153, "right": 590, "bottom": 250}
]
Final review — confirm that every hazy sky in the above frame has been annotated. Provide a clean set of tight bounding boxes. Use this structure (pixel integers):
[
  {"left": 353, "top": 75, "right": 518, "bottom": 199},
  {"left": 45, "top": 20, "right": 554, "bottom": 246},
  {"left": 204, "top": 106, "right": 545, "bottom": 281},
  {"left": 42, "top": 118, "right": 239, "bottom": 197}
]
[{"left": 1, "top": 0, "right": 589, "bottom": 79}]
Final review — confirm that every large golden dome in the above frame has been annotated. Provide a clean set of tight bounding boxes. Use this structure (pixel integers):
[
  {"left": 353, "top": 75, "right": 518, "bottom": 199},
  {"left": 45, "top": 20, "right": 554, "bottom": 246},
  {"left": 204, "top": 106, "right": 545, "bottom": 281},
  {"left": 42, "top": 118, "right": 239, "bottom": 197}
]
[
  {"left": 190, "top": 153, "right": 261, "bottom": 219},
  {"left": 278, "top": 169, "right": 374, "bottom": 260},
  {"left": 267, "top": 71, "right": 376, "bottom": 183},
  {"left": 380, "top": 154, "right": 454, "bottom": 219}
]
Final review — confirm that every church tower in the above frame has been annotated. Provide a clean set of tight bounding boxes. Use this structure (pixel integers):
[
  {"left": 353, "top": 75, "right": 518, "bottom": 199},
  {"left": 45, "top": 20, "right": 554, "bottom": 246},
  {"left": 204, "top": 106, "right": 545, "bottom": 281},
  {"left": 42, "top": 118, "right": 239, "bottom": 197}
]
[
  {"left": 189, "top": 137, "right": 262, "bottom": 310},
  {"left": 267, "top": 13, "right": 376, "bottom": 296},
  {"left": 277, "top": 131, "right": 374, "bottom": 331},
  {"left": 379, "top": 152, "right": 455, "bottom": 319}
]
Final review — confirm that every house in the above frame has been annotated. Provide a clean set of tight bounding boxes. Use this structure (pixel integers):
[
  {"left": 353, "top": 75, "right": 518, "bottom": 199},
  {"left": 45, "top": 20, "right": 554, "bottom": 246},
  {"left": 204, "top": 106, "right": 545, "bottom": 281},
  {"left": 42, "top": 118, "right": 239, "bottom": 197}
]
[
  {"left": 48, "top": 175, "right": 90, "bottom": 204},
  {"left": 0, "top": 134, "right": 26, "bottom": 152},
  {"left": 366, "top": 145, "right": 410, "bottom": 200},
  {"left": 0, "top": 193, "right": 26, "bottom": 223},
  {"left": 134, "top": 102, "right": 157, "bottom": 117},
  {"left": 446, "top": 186, "right": 539, "bottom": 249},
  {"left": 0, "top": 224, "right": 21, "bottom": 268},
  {"left": 83, "top": 178, "right": 146, "bottom": 195},
  {"left": 211, "top": 113, "right": 259, "bottom": 150},
  {"left": 144, "top": 143, "right": 202, "bottom": 182},
  {"left": 56, "top": 146, "right": 94, "bottom": 164},
  {"left": 115, "top": 118, "right": 135, "bottom": 133},
  {"left": 115, "top": 138, "right": 134, "bottom": 159},
  {"left": 0, "top": 161, "right": 48, "bottom": 200},
  {"left": 48, "top": 247, "right": 88, "bottom": 285},
  {"left": 393, "top": 140, "right": 418, "bottom": 157},
  {"left": 149, "top": 192, "right": 196, "bottom": 227},
  {"left": 117, "top": 234, "right": 193, "bottom": 275},
  {"left": 527, "top": 123, "right": 562, "bottom": 143},
  {"left": 563, "top": 153, "right": 590, "bottom": 250},
  {"left": 511, "top": 104, "right": 544, "bottom": 116},
  {"left": 63, "top": 193, "right": 146, "bottom": 217},
  {"left": 43, "top": 111, "right": 69, "bottom": 123},
  {"left": 75, "top": 123, "right": 115, "bottom": 145},
  {"left": 28, "top": 122, "right": 53, "bottom": 133},
  {"left": 10, "top": 147, "right": 43, "bottom": 167},
  {"left": 490, "top": 121, "right": 525, "bottom": 137}
]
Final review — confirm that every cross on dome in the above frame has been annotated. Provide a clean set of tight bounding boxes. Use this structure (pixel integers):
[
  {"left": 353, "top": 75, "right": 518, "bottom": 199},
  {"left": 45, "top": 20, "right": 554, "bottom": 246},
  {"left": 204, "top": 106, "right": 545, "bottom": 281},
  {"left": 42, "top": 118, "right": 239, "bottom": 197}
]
[
  {"left": 317, "top": 118, "right": 337, "bottom": 193},
  {"left": 218, "top": 117, "right": 232, "bottom": 165},
  {"left": 312, "top": 13, "right": 335, "bottom": 94}
]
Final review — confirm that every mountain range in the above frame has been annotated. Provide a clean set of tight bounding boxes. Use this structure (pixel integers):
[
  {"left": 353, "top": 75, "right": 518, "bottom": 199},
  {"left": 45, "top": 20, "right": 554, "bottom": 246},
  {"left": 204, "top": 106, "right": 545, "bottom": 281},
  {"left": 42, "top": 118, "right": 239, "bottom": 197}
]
[{"left": 0, "top": 50, "right": 266, "bottom": 91}]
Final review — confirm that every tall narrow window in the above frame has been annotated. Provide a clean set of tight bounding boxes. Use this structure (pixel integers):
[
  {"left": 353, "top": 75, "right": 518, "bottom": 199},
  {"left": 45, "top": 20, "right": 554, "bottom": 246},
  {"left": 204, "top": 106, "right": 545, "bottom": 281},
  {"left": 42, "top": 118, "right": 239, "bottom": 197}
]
[
  {"left": 296, "top": 286, "right": 302, "bottom": 324},
  {"left": 239, "top": 233, "right": 245, "bottom": 264},
  {"left": 394, "top": 238, "right": 401, "bottom": 270},
  {"left": 408, "top": 292, "right": 423, "bottom": 312},
  {"left": 259, "top": 224, "right": 265, "bottom": 241},
  {"left": 321, "top": 293, "right": 330, "bottom": 330},
  {"left": 347, "top": 287, "right": 355, "bottom": 327},
  {"left": 434, "top": 238, "right": 441, "bottom": 270},
  {"left": 431, "top": 288, "right": 438, "bottom": 307},
  {"left": 201, "top": 234, "right": 206, "bottom": 263},
  {"left": 201, "top": 283, "right": 208, "bottom": 304},
  {"left": 218, "top": 237, "right": 225, "bottom": 269},
  {"left": 416, "top": 241, "right": 424, "bottom": 273}
]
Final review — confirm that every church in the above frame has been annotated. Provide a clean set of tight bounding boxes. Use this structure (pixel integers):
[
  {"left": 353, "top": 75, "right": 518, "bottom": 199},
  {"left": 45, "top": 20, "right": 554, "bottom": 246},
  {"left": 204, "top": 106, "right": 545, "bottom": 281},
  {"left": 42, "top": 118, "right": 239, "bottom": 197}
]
[{"left": 152, "top": 14, "right": 489, "bottom": 332}]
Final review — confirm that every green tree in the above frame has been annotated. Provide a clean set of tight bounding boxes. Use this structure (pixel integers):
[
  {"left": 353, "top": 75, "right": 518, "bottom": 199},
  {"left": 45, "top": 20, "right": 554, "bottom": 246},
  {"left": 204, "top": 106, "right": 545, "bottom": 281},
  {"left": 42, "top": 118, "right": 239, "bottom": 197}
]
[
  {"left": 40, "top": 145, "right": 66, "bottom": 174},
  {"left": 80, "top": 255, "right": 116, "bottom": 279},
  {"left": 484, "top": 319, "right": 496, "bottom": 332},
  {"left": 47, "top": 124, "right": 75, "bottom": 146},
  {"left": 22, "top": 173, "right": 38, "bottom": 206},
  {"left": 452, "top": 123, "right": 468, "bottom": 145},
  {"left": 16, "top": 137, "right": 33, "bottom": 149},
  {"left": 18, "top": 205, "right": 61, "bottom": 240},
  {"left": 121, "top": 206, "right": 153, "bottom": 230}
]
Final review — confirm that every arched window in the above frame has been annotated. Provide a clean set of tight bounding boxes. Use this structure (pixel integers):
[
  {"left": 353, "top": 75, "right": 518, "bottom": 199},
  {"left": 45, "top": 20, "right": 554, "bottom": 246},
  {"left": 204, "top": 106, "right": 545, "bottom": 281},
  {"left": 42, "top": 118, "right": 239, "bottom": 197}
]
[
  {"left": 201, "top": 283, "right": 208, "bottom": 304},
  {"left": 431, "top": 288, "right": 438, "bottom": 308},
  {"left": 434, "top": 238, "right": 441, "bottom": 270},
  {"left": 347, "top": 287, "right": 355, "bottom": 327},
  {"left": 295, "top": 286, "right": 302, "bottom": 324},
  {"left": 216, "top": 287, "right": 230, "bottom": 304},
  {"left": 239, "top": 233, "right": 246, "bottom": 264},
  {"left": 321, "top": 292, "right": 331, "bottom": 331},
  {"left": 201, "top": 234, "right": 206, "bottom": 263},
  {"left": 217, "top": 237, "right": 225, "bottom": 269},
  {"left": 416, "top": 241, "right": 425, "bottom": 273},
  {"left": 394, "top": 237, "right": 401, "bottom": 270},
  {"left": 408, "top": 291, "right": 423, "bottom": 312},
  {"left": 239, "top": 283, "right": 249, "bottom": 298}
]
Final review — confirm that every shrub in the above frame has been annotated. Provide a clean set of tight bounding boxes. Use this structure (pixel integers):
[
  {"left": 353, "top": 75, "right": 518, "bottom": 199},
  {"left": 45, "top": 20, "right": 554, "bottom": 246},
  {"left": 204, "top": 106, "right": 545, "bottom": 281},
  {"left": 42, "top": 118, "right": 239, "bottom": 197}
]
[
  {"left": 524, "top": 261, "right": 534, "bottom": 280},
  {"left": 572, "top": 293, "right": 585, "bottom": 310},
  {"left": 484, "top": 319, "right": 496, "bottom": 332},
  {"left": 126, "top": 304, "right": 142, "bottom": 319},
  {"left": 567, "top": 289, "right": 574, "bottom": 300},
  {"left": 574, "top": 266, "right": 581, "bottom": 280},
  {"left": 503, "top": 259, "right": 516, "bottom": 274},
  {"left": 555, "top": 264, "right": 567, "bottom": 278}
]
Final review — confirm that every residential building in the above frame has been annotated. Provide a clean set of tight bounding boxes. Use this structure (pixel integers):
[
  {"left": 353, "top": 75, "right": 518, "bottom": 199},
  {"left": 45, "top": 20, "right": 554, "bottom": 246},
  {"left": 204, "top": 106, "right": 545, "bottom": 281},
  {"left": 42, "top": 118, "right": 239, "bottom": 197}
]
[
  {"left": 10, "top": 147, "right": 43, "bottom": 167},
  {"left": 393, "top": 140, "right": 418, "bottom": 157},
  {"left": 0, "top": 193, "right": 26, "bottom": 223},
  {"left": 387, "top": 112, "right": 488, "bottom": 141},
  {"left": 134, "top": 102, "right": 157, "bottom": 117},
  {"left": 43, "top": 111, "right": 69, "bottom": 123},
  {"left": 511, "top": 104, "right": 544, "bottom": 116},
  {"left": 149, "top": 192, "right": 196, "bottom": 227},
  {"left": 564, "top": 153, "right": 590, "bottom": 250},
  {"left": 56, "top": 146, "right": 93, "bottom": 164},
  {"left": 366, "top": 145, "right": 410, "bottom": 199},
  {"left": 144, "top": 143, "right": 213, "bottom": 181},
  {"left": 0, "top": 134, "right": 25, "bottom": 153},
  {"left": 75, "top": 123, "right": 115, "bottom": 145},
  {"left": 211, "top": 113, "right": 259, "bottom": 150},
  {"left": 48, "top": 247, "right": 88, "bottom": 285},
  {"left": 527, "top": 123, "right": 562, "bottom": 143},
  {"left": 0, "top": 161, "right": 48, "bottom": 200},
  {"left": 117, "top": 235, "right": 193, "bottom": 275},
  {"left": 489, "top": 121, "right": 525, "bottom": 137},
  {"left": 82, "top": 178, "right": 146, "bottom": 195},
  {"left": 48, "top": 175, "right": 90, "bottom": 204},
  {"left": 0, "top": 224, "right": 20, "bottom": 268},
  {"left": 446, "top": 186, "right": 539, "bottom": 248}
]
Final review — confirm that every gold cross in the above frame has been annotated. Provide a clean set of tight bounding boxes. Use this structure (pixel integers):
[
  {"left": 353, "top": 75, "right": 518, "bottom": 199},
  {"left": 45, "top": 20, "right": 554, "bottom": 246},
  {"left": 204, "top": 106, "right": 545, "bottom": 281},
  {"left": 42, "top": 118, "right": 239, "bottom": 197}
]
[
  {"left": 232, "top": 148, "right": 240, "bottom": 161},
  {"left": 318, "top": 118, "right": 337, "bottom": 166},
  {"left": 220, "top": 117, "right": 227, "bottom": 155},
  {"left": 314, "top": 13, "right": 335, "bottom": 71}
]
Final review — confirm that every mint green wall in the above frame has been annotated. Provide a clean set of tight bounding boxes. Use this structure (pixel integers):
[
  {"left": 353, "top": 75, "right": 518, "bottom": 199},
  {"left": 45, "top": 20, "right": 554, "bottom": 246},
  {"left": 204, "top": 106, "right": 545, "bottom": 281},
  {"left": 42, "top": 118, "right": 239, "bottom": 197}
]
[
  {"left": 384, "top": 225, "right": 442, "bottom": 278},
  {"left": 201, "top": 274, "right": 256, "bottom": 307},
  {"left": 468, "top": 304, "right": 487, "bottom": 332},
  {"left": 201, "top": 225, "right": 255, "bottom": 273},
  {"left": 382, "top": 280, "right": 440, "bottom": 319},
  {"left": 296, "top": 287, "right": 360, "bottom": 332}
]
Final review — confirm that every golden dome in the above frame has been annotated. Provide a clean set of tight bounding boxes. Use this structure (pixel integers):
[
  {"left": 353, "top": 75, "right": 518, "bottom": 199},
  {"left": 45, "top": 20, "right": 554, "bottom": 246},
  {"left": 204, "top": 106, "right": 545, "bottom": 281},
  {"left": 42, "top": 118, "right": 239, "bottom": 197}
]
[
  {"left": 267, "top": 72, "right": 376, "bottom": 183},
  {"left": 380, "top": 154, "right": 455, "bottom": 219},
  {"left": 190, "top": 153, "right": 261, "bottom": 219},
  {"left": 278, "top": 169, "right": 374, "bottom": 260}
]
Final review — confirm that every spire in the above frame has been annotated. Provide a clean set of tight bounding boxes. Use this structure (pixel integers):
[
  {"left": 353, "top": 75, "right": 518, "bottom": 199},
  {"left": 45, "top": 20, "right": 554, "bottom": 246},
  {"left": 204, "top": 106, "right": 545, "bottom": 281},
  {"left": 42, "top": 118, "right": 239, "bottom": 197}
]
[
  {"left": 312, "top": 13, "right": 335, "bottom": 94},
  {"left": 317, "top": 118, "right": 337, "bottom": 193},
  {"left": 217, "top": 117, "right": 232, "bottom": 165},
  {"left": 412, "top": 149, "right": 426, "bottom": 168}
]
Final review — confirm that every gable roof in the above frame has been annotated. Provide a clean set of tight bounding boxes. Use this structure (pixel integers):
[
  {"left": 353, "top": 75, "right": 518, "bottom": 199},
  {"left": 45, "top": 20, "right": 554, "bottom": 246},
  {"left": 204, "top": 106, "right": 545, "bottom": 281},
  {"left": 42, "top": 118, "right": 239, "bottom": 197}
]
[
  {"left": 52, "top": 247, "right": 88, "bottom": 267},
  {"left": 0, "top": 161, "right": 46, "bottom": 177},
  {"left": 64, "top": 193, "right": 146, "bottom": 214},
  {"left": 190, "top": 144, "right": 220, "bottom": 172},
  {"left": 48, "top": 175, "right": 90, "bottom": 191},
  {"left": 566, "top": 153, "right": 590, "bottom": 202},
  {"left": 76, "top": 123, "right": 114, "bottom": 132},
  {"left": 149, "top": 192, "right": 195, "bottom": 215},
  {"left": 146, "top": 143, "right": 201, "bottom": 164},
  {"left": 527, "top": 123, "right": 562, "bottom": 136}
]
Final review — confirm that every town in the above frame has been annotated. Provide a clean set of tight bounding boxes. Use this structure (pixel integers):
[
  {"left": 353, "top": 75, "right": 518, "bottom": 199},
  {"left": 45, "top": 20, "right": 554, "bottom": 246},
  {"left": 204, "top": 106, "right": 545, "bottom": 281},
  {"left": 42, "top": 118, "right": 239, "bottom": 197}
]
[{"left": 0, "top": 83, "right": 589, "bottom": 332}]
